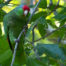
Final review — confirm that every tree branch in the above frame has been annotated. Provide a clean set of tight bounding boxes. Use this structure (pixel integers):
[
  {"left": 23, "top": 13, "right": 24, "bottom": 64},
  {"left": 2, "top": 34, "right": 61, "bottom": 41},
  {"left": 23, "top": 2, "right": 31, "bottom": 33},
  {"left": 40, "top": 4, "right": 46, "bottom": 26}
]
[
  {"left": 27, "top": 0, "right": 41, "bottom": 24},
  {"left": 34, "top": 24, "right": 66, "bottom": 42},
  {"left": 26, "top": 24, "right": 66, "bottom": 43},
  {"left": 32, "top": 25, "right": 40, "bottom": 60},
  {"left": 50, "top": 0, "right": 53, "bottom": 5},
  {"left": 11, "top": 28, "right": 25, "bottom": 66},
  {"left": 48, "top": 0, "right": 60, "bottom": 15}
]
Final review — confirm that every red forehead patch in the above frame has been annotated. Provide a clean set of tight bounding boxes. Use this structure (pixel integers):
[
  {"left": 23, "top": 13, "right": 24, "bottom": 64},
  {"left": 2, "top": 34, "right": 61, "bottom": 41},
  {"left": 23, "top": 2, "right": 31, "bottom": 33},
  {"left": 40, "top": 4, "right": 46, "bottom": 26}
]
[{"left": 23, "top": 5, "right": 30, "bottom": 11}]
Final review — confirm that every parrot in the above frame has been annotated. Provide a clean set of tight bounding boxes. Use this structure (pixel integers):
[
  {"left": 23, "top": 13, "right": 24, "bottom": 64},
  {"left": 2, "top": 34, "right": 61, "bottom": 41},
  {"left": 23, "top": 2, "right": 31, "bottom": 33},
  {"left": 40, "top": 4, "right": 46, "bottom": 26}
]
[{"left": 3, "top": 5, "right": 30, "bottom": 65}]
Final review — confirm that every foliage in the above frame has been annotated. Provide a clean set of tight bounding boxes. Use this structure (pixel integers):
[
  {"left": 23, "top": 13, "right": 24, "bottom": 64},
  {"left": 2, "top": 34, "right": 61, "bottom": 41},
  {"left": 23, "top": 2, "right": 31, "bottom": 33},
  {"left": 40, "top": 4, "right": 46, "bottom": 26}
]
[{"left": 0, "top": 0, "right": 66, "bottom": 66}]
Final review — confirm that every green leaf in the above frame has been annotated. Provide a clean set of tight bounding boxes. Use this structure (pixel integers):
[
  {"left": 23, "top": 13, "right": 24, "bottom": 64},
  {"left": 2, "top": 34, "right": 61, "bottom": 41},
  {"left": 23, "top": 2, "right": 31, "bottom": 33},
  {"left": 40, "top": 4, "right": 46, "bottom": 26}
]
[
  {"left": 59, "top": 28, "right": 66, "bottom": 39},
  {"left": 48, "top": 4, "right": 57, "bottom": 11},
  {"left": 26, "top": 22, "right": 36, "bottom": 39},
  {"left": 47, "top": 0, "right": 62, "bottom": 11},
  {"left": 58, "top": 7, "right": 66, "bottom": 14},
  {"left": 26, "top": 16, "right": 45, "bottom": 39},
  {"left": 38, "top": 24, "right": 47, "bottom": 36},
  {"left": 61, "top": 45, "right": 66, "bottom": 55},
  {"left": 9, "top": 0, "right": 21, "bottom": 5},
  {"left": 49, "top": 58, "right": 59, "bottom": 66},
  {"left": 30, "top": 12, "right": 47, "bottom": 23},
  {"left": 37, "top": 17, "right": 48, "bottom": 36},
  {"left": 26, "top": 57, "right": 46, "bottom": 66},
  {"left": 54, "top": 7, "right": 66, "bottom": 20},
  {"left": 46, "top": 19, "right": 57, "bottom": 28},
  {"left": 0, "top": 0, "right": 4, "bottom": 4},
  {"left": 54, "top": 14, "right": 66, "bottom": 20},
  {"left": 36, "top": 44, "right": 66, "bottom": 61},
  {"left": 60, "top": 19, "right": 66, "bottom": 26},
  {"left": 38, "top": 0, "right": 47, "bottom": 8},
  {"left": 52, "top": 0, "right": 59, "bottom": 5},
  {"left": 47, "top": 25, "right": 66, "bottom": 40},
  {"left": 53, "top": 27, "right": 66, "bottom": 39}
]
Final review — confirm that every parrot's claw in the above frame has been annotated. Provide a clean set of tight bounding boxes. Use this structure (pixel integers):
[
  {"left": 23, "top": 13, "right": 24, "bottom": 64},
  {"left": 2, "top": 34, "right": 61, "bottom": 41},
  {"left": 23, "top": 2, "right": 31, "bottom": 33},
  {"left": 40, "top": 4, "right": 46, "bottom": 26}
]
[{"left": 14, "top": 39, "right": 20, "bottom": 43}]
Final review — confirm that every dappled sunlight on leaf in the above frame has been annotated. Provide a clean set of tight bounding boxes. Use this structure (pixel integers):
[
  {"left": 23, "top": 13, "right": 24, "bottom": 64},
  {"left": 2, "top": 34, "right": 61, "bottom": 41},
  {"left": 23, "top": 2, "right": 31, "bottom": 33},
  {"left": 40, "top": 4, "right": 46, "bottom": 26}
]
[
  {"left": 2, "top": 5, "right": 16, "bottom": 13},
  {"left": 59, "top": 0, "right": 64, "bottom": 6}
]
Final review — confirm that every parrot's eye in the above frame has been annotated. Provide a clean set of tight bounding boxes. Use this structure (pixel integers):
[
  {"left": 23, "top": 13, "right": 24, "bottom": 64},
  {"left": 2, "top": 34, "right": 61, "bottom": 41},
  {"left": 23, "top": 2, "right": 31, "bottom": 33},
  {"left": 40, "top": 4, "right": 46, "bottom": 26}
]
[{"left": 24, "top": 10, "right": 28, "bottom": 16}]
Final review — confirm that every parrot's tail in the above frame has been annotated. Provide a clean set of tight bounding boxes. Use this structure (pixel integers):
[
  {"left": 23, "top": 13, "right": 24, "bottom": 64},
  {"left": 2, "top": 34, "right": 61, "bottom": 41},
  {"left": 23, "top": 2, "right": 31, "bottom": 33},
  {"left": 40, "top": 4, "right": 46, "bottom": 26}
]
[
  {"left": 7, "top": 34, "right": 14, "bottom": 52},
  {"left": 7, "top": 28, "right": 14, "bottom": 52}
]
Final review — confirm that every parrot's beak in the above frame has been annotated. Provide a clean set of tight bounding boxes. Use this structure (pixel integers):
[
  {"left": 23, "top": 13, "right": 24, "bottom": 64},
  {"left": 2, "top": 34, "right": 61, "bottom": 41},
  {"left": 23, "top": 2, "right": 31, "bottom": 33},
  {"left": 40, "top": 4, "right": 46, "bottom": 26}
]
[{"left": 24, "top": 10, "right": 28, "bottom": 16}]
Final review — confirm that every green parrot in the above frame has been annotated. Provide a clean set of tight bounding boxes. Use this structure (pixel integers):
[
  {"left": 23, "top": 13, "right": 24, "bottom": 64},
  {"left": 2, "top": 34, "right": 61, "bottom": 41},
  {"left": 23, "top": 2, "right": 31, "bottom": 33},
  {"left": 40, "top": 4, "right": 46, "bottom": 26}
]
[{"left": 3, "top": 5, "right": 30, "bottom": 65}]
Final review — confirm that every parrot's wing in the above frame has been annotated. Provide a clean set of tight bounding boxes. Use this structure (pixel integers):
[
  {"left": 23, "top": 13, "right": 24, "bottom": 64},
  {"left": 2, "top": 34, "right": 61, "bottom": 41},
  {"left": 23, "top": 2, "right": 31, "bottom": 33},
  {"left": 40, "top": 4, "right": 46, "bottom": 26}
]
[
  {"left": 3, "top": 15, "right": 8, "bottom": 37},
  {"left": 3, "top": 15, "right": 14, "bottom": 51}
]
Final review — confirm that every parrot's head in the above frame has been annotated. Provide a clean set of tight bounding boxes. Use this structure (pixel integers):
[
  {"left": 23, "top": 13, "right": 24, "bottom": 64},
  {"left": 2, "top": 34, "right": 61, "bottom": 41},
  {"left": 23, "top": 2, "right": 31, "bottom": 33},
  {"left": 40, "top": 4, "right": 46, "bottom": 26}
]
[
  {"left": 22, "top": 5, "right": 30, "bottom": 16},
  {"left": 16, "top": 5, "right": 30, "bottom": 16}
]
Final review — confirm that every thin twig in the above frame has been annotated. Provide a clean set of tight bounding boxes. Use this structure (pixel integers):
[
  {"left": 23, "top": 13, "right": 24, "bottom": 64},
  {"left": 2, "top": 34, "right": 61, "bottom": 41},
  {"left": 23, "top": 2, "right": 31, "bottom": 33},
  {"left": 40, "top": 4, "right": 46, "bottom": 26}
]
[
  {"left": 11, "top": 0, "right": 41, "bottom": 66},
  {"left": 50, "top": 0, "right": 53, "bottom": 5},
  {"left": 34, "top": 25, "right": 66, "bottom": 42},
  {"left": 32, "top": 27, "right": 35, "bottom": 49},
  {"left": 26, "top": 24, "right": 66, "bottom": 43},
  {"left": 32, "top": 26, "right": 40, "bottom": 60},
  {"left": 27, "top": 0, "right": 41, "bottom": 24},
  {"left": 48, "top": 0, "right": 60, "bottom": 15}
]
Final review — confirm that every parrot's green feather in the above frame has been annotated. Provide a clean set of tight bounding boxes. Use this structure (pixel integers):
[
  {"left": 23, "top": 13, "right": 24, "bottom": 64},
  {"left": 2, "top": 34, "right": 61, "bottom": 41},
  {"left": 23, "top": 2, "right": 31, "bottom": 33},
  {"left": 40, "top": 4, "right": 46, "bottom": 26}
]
[
  {"left": 15, "top": 8, "right": 24, "bottom": 16},
  {"left": 3, "top": 5, "right": 30, "bottom": 65}
]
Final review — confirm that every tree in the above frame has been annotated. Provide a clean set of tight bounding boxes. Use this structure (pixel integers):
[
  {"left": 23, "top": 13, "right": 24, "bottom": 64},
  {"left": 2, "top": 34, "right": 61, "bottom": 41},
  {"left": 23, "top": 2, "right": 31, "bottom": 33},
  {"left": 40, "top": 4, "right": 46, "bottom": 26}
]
[{"left": 0, "top": 0, "right": 66, "bottom": 66}]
